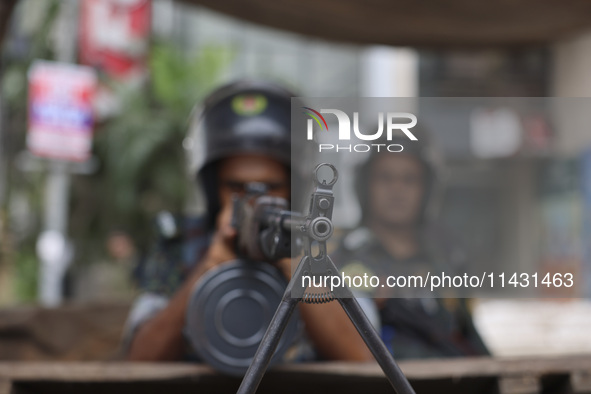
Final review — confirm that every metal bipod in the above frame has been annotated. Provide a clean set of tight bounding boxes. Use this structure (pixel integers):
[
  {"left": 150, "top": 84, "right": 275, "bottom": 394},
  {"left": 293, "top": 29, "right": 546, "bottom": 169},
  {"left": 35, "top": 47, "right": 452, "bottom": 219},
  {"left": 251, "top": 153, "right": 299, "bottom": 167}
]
[{"left": 236, "top": 163, "right": 416, "bottom": 394}]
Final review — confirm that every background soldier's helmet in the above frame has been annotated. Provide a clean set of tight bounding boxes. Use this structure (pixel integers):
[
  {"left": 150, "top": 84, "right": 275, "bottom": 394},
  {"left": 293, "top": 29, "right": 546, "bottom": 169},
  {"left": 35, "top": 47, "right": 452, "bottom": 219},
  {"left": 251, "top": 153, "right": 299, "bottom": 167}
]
[{"left": 185, "top": 80, "right": 305, "bottom": 227}]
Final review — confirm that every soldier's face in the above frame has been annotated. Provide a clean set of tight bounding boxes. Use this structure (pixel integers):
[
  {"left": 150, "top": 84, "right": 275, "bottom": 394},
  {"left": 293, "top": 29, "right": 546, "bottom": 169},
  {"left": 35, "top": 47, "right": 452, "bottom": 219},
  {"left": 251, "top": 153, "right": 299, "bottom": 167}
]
[
  {"left": 367, "top": 154, "right": 425, "bottom": 228},
  {"left": 218, "top": 154, "right": 290, "bottom": 209}
]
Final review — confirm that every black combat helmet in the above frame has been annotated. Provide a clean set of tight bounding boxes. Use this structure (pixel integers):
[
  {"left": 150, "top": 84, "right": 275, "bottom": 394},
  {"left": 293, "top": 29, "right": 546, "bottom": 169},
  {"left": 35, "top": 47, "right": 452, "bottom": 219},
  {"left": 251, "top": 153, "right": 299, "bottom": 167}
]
[{"left": 186, "top": 80, "right": 305, "bottom": 228}]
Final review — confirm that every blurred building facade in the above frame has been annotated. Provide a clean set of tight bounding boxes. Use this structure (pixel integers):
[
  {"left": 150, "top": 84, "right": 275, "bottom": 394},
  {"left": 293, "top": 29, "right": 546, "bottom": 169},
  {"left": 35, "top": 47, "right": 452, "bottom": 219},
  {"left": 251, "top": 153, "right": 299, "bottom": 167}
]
[{"left": 151, "top": 0, "right": 364, "bottom": 96}]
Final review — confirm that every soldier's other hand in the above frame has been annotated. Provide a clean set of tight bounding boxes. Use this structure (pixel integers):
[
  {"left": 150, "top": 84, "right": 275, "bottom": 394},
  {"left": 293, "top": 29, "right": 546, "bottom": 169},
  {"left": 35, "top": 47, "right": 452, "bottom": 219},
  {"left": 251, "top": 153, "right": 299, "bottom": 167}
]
[{"left": 277, "top": 257, "right": 293, "bottom": 279}]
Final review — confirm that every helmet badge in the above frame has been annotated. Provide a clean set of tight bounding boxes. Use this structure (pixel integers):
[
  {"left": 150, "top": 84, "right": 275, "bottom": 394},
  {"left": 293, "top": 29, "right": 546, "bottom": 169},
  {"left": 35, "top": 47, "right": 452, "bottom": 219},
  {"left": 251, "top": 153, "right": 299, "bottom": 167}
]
[{"left": 232, "top": 94, "right": 268, "bottom": 116}]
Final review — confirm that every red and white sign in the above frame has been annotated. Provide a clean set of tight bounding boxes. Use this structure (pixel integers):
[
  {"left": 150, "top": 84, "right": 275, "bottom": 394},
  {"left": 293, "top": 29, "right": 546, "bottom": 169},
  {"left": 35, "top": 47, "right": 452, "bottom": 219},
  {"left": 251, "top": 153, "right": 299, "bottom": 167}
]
[
  {"left": 27, "top": 61, "right": 97, "bottom": 162},
  {"left": 79, "top": 0, "right": 151, "bottom": 80}
]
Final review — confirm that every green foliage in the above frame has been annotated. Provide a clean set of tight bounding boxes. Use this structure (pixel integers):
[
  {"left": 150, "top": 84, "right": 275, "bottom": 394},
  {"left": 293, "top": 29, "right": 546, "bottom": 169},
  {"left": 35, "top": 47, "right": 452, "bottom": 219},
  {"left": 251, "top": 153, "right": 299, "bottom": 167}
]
[
  {"left": 0, "top": 0, "right": 61, "bottom": 303},
  {"left": 74, "top": 43, "right": 232, "bottom": 254},
  {"left": 150, "top": 43, "right": 230, "bottom": 114},
  {"left": 1, "top": 0, "right": 59, "bottom": 109},
  {"left": 1, "top": 0, "right": 232, "bottom": 301},
  {"left": 13, "top": 250, "right": 38, "bottom": 302}
]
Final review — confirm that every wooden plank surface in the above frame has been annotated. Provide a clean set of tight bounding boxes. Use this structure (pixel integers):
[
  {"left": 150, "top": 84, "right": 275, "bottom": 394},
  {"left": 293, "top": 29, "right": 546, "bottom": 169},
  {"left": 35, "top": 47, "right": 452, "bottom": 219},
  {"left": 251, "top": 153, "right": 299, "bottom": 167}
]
[
  {"left": 0, "top": 304, "right": 130, "bottom": 362},
  {"left": 278, "top": 355, "right": 591, "bottom": 380},
  {"left": 1, "top": 355, "right": 591, "bottom": 382},
  {"left": 498, "top": 375, "right": 540, "bottom": 394},
  {"left": 0, "top": 380, "right": 12, "bottom": 394},
  {"left": 0, "top": 363, "right": 215, "bottom": 382},
  {"left": 571, "top": 370, "right": 591, "bottom": 394}
]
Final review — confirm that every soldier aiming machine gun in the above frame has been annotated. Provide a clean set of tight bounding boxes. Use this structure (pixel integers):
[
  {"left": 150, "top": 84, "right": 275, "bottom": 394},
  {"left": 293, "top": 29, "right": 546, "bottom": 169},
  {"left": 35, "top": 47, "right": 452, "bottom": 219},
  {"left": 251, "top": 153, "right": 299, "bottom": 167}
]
[{"left": 186, "top": 163, "right": 415, "bottom": 394}]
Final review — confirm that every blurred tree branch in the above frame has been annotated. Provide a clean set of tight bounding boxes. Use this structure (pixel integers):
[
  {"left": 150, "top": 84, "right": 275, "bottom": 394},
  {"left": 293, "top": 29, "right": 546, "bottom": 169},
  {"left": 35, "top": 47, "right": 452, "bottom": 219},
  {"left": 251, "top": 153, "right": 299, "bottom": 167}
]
[
  {"left": 71, "top": 42, "right": 233, "bottom": 261},
  {"left": 0, "top": 0, "right": 17, "bottom": 47}
]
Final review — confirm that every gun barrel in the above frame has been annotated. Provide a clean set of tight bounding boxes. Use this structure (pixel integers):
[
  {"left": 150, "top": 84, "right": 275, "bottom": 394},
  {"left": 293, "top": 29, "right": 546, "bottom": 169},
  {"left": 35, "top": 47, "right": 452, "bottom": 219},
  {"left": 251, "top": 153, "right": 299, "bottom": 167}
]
[
  {"left": 257, "top": 207, "right": 305, "bottom": 232},
  {"left": 282, "top": 214, "right": 306, "bottom": 231}
]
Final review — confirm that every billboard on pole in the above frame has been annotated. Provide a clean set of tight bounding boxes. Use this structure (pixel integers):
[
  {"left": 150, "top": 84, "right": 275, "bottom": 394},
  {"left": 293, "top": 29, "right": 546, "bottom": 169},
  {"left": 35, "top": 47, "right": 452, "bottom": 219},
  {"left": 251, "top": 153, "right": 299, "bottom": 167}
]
[
  {"left": 27, "top": 60, "right": 97, "bottom": 162},
  {"left": 79, "top": 0, "right": 151, "bottom": 80}
]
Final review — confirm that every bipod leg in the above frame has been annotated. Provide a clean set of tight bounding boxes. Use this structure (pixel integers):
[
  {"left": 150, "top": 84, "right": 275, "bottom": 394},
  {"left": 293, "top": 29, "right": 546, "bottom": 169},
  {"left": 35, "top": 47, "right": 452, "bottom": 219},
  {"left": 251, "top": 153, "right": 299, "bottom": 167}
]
[
  {"left": 236, "top": 260, "right": 306, "bottom": 394},
  {"left": 338, "top": 296, "right": 416, "bottom": 394}
]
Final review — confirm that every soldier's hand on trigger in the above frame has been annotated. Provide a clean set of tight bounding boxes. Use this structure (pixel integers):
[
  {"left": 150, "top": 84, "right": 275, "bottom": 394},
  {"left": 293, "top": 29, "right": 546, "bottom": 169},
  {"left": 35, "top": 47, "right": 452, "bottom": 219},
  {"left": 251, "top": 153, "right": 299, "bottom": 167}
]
[{"left": 202, "top": 204, "right": 238, "bottom": 271}]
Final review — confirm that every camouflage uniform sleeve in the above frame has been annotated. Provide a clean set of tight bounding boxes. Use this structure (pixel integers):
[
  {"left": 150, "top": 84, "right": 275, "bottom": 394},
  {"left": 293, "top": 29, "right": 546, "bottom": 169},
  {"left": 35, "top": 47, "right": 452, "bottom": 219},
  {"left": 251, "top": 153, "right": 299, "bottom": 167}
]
[
  {"left": 121, "top": 292, "right": 170, "bottom": 352},
  {"left": 331, "top": 228, "right": 382, "bottom": 330},
  {"left": 137, "top": 236, "right": 187, "bottom": 296},
  {"left": 122, "top": 214, "right": 210, "bottom": 352},
  {"left": 121, "top": 237, "right": 186, "bottom": 352}
]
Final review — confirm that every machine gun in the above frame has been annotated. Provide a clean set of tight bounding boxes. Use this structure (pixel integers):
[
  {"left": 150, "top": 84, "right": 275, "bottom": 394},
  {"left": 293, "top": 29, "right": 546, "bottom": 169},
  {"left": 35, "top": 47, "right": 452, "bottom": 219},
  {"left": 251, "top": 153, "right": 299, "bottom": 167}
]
[
  {"left": 231, "top": 183, "right": 302, "bottom": 264},
  {"left": 186, "top": 163, "right": 415, "bottom": 394}
]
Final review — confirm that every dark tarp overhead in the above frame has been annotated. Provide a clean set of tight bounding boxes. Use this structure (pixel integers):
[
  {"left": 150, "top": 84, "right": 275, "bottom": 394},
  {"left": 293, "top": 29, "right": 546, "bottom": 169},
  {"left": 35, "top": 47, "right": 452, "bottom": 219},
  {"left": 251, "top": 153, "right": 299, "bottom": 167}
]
[{"left": 178, "top": 0, "right": 591, "bottom": 47}]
